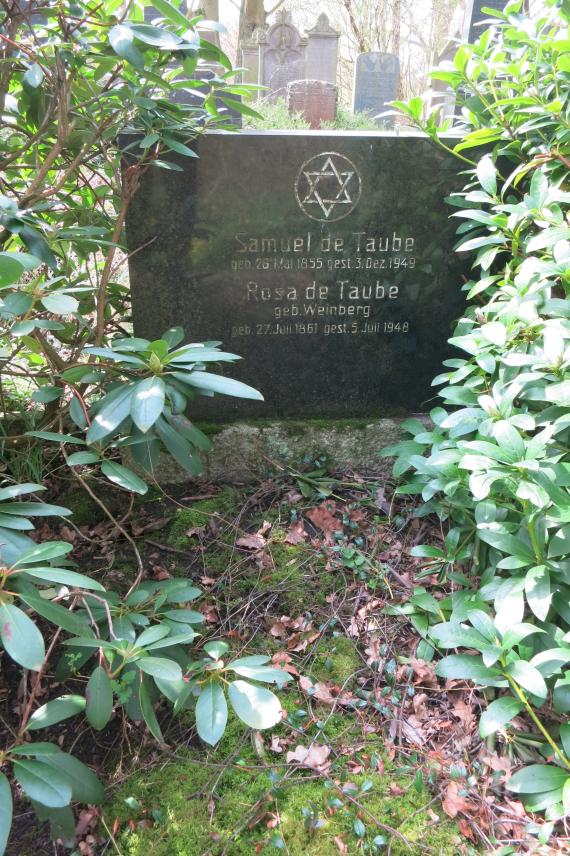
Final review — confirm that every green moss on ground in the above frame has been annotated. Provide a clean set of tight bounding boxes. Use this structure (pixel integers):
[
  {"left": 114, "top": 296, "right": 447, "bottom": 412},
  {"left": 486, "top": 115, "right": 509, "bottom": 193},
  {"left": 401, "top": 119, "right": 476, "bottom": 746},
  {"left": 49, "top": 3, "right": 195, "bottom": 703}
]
[
  {"left": 308, "top": 636, "right": 362, "bottom": 686},
  {"left": 166, "top": 488, "right": 240, "bottom": 549},
  {"left": 107, "top": 710, "right": 460, "bottom": 856}
]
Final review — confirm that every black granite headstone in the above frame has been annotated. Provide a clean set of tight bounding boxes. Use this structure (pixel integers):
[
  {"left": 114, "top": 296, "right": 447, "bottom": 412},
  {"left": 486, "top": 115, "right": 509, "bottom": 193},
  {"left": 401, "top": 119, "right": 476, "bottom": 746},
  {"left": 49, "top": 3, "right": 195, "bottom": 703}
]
[{"left": 126, "top": 131, "right": 467, "bottom": 419}]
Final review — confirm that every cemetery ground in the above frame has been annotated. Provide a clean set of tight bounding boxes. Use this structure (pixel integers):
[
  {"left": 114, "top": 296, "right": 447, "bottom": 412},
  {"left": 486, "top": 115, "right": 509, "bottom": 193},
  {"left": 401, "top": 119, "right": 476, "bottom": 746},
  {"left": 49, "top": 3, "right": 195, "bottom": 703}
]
[{"left": 5, "top": 463, "right": 565, "bottom": 856}]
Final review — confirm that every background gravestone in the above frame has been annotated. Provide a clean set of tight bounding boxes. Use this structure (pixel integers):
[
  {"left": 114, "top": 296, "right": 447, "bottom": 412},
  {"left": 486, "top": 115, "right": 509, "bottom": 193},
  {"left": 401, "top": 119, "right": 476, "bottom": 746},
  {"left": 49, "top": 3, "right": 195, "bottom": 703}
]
[
  {"left": 259, "top": 11, "right": 307, "bottom": 101},
  {"left": 353, "top": 52, "right": 400, "bottom": 125},
  {"left": 287, "top": 80, "right": 337, "bottom": 128},
  {"left": 466, "top": 0, "right": 507, "bottom": 41},
  {"left": 304, "top": 13, "right": 340, "bottom": 85},
  {"left": 126, "top": 132, "right": 467, "bottom": 421}
]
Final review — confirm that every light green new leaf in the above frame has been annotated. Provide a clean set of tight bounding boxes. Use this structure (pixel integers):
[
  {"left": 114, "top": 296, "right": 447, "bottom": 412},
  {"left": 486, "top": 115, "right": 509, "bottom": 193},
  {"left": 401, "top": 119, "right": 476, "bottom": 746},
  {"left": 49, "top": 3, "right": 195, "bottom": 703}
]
[
  {"left": 0, "top": 603, "right": 45, "bottom": 671},
  {"left": 27, "top": 695, "right": 86, "bottom": 731},
  {"left": 0, "top": 772, "right": 12, "bottom": 856},
  {"left": 480, "top": 697, "right": 524, "bottom": 738},
  {"left": 86, "top": 666, "right": 113, "bottom": 731},
  {"left": 130, "top": 377, "right": 166, "bottom": 433},
  {"left": 227, "top": 680, "right": 282, "bottom": 729},
  {"left": 195, "top": 681, "right": 227, "bottom": 745},
  {"left": 13, "top": 760, "right": 72, "bottom": 808}
]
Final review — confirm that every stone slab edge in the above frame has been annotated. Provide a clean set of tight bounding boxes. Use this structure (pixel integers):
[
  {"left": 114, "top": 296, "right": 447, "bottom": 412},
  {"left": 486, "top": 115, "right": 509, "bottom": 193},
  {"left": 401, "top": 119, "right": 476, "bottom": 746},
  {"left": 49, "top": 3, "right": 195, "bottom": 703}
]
[{"left": 152, "top": 416, "right": 430, "bottom": 484}]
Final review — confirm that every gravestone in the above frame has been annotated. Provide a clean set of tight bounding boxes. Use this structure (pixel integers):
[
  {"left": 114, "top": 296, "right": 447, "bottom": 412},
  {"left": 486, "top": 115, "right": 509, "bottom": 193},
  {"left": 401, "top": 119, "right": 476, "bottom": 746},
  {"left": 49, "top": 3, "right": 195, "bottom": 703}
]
[
  {"left": 260, "top": 11, "right": 307, "bottom": 101},
  {"left": 353, "top": 52, "right": 400, "bottom": 124},
  {"left": 466, "top": 0, "right": 507, "bottom": 42},
  {"left": 126, "top": 132, "right": 467, "bottom": 421},
  {"left": 287, "top": 80, "right": 337, "bottom": 129},
  {"left": 305, "top": 13, "right": 340, "bottom": 85}
]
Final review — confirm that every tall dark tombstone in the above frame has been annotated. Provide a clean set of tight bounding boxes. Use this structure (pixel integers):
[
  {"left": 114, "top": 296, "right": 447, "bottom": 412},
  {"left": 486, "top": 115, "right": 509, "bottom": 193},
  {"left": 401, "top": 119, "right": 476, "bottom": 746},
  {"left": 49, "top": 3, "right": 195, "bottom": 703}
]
[
  {"left": 352, "top": 52, "right": 400, "bottom": 125},
  {"left": 466, "top": 0, "right": 507, "bottom": 42},
  {"left": 125, "top": 132, "right": 467, "bottom": 420}
]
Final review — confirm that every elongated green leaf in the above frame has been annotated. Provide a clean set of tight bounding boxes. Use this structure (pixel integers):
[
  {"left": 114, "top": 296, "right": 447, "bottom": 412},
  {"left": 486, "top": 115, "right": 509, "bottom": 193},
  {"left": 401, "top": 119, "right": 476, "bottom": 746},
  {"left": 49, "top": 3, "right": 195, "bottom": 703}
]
[
  {"left": 506, "top": 660, "right": 548, "bottom": 699},
  {"left": 137, "top": 656, "right": 182, "bottom": 682},
  {"left": 155, "top": 417, "right": 202, "bottom": 474},
  {"left": 480, "top": 697, "right": 524, "bottom": 738},
  {"left": 525, "top": 566, "right": 551, "bottom": 621},
  {"left": 228, "top": 658, "right": 291, "bottom": 687},
  {"left": 139, "top": 675, "right": 163, "bottom": 742},
  {"left": 0, "top": 772, "right": 12, "bottom": 856},
  {"left": 477, "top": 155, "right": 497, "bottom": 195},
  {"left": 67, "top": 452, "right": 100, "bottom": 466},
  {"left": 150, "top": 0, "right": 193, "bottom": 28},
  {"left": 0, "top": 603, "right": 45, "bottom": 670},
  {"left": 227, "top": 680, "right": 282, "bottom": 729},
  {"left": 86, "top": 385, "right": 134, "bottom": 444},
  {"left": 13, "top": 760, "right": 72, "bottom": 808},
  {"left": 27, "top": 695, "right": 86, "bottom": 731},
  {"left": 19, "top": 566, "right": 105, "bottom": 591},
  {"left": 435, "top": 654, "right": 506, "bottom": 686},
  {"left": 0, "top": 502, "right": 71, "bottom": 518},
  {"left": 100, "top": 461, "right": 148, "bottom": 495},
  {"left": 195, "top": 681, "right": 227, "bottom": 745},
  {"left": 12, "top": 542, "right": 72, "bottom": 566},
  {"left": 40, "top": 752, "right": 104, "bottom": 804},
  {"left": 0, "top": 483, "right": 44, "bottom": 501},
  {"left": 130, "top": 377, "right": 166, "bottom": 433},
  {"left": 109, "top": 24, "right": 144, "bottom": 68},
  {"left": 185, "top": 371, "right": 263, "bottom": 400},
  {"left": 86, "top": 666, "right": 113, "bottom": 731},
  {"left": 508, "top": 764, "right": 570, "bottom": 794},
  {"left": 17, "top": 591, "right": 92, "bottom": 637},
  {"left": 41, "top": 293, "right": 78, "bottom": 314}
]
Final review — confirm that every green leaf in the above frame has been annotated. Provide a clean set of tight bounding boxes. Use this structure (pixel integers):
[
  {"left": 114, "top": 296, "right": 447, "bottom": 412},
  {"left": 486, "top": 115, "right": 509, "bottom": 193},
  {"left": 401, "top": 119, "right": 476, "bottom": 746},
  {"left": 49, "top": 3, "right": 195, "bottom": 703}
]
[
  {"left": 86, "top": 385, "right": 134, "bottom": 444},
  {"left": 435, "top": 655, "right": 506, "bottom": 687},
  {"left": 23, "top": 63, "right": 44, "bottom": 88},
  {"left": 20, "top": 566, "right": 105, "bottom": 591},
  {"left": 477, "top": 155, "right": 497, "bottom": 195},
  {"left": 508, "top": 765, "right": 570, "bottom": 795},
  {"left": 506, "top": 661, "right": 548, "bottom": 699},
  {"left": 130, "top": 377, "right": 166, "bottom": 433},
  {"left": 0, "top": 772, "right": 12, "bottom": 856},
  {"left": 0, "top": 602, "right": 45, "bottom": 670},
  {"left": 12, "top": 542, "right": 72, "bottom": 566},
  {"left": 186, "top": 371, "right": 263, "bottom": 400},
  {"left": 525, "top": 566, "right": 551, "bottom": 621},
  {"left": 204, "top": 640, "right": 229, "bottom": 659},
  {"left": 480, "top": 697, "right": 524, "bottom": 738},
  {"left": 100, "top": 461, "right": 148, "bottom": 495},
  {"left": 228, "top": 658, "right": 291, "bottom": 687},
  {"left": 155, "top": 417, "right": 202, "bottom": 474},
  {"left": 109, "top": 24, "right": 144, "bottom": 68},
  {"left": 150, "top": 0, "right": 192, "bottom": 28},
  {"left": 137, "top": 656, "right": 182, "bottom": 682},
  {"left": 17, "top": 591, "right": 92, "bottom": 637},
  {"left": 27, "top": 695, "right": 86, "bottom": 731},
  {"left": 41, "top": 293, "right": 78, "bottom": 314},
  {"left": 227, "top": 680, "right": 283, "bottom": 729},
  {"left": 86, "top": 666, "right": 113, "bottom": 731},
  {"left": 139, "top": 674, "right": 163, "bottom": 742},
  {"left": 195, "top": 681, "right": 227, "bottom": 745},
  {"left": 13, "top": 760, "right": 72, "bottom": 808},
  {"left": 40, "top": 752, "right": 104, "bottom": 804},
  {"left": 67, "top": 452, "right": 99, "bottom": 466}
]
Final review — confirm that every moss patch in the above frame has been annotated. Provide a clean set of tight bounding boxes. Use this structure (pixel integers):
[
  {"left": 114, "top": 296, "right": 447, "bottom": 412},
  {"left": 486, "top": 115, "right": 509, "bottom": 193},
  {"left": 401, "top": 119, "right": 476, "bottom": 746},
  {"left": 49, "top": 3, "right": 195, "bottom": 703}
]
[
  {"left": 166, "top": 487, "right": 240, "bottom": 549},
  {"left": 107, "top": 713, "right": 460, "bottom": 856},
  {"left": 308, "top": 636, "right": 361, "bottom": 686}
]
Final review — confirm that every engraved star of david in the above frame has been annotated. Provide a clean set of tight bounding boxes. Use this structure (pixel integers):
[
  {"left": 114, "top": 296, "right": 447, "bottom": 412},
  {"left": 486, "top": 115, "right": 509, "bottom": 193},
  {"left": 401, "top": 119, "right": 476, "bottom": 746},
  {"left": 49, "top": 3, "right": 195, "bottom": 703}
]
[
  {"left": 295, "top": 152, "right": 361, "bottom": 222},
  {"left": 302, "top": 156, "right": 354, "bottom": 218}
]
